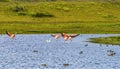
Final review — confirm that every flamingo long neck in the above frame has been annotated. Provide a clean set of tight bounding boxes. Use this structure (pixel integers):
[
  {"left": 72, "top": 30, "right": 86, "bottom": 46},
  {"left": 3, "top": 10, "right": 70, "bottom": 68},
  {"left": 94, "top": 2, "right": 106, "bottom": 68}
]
[
  {"left": 61, "top": 33, "right": 69, "bottom": 40},
  {"left": 61, "top": 33, "right": 67, "bottom": 37}
]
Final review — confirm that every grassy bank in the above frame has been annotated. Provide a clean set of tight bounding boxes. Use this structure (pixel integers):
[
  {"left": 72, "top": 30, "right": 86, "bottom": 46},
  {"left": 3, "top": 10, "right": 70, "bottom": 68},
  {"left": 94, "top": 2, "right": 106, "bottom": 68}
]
[
  {"left": 0, "top": 22, "right": 120, "bottom": 34},
  {"left": 90, "top": 36, "right": 120, "bottom": 45},
  {"left": 0, "top": 2, "right": 120, "bottom": 34}
]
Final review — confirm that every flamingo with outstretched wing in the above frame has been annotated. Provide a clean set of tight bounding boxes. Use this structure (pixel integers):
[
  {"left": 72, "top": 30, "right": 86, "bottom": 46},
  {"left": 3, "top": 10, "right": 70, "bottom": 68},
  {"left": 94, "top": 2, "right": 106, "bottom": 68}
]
[
  {"left": 6, "top": 31, "right": 16, "bottom": 39},
  {"left": 61, "top": 33, "right": 79, "bottom": 41}
]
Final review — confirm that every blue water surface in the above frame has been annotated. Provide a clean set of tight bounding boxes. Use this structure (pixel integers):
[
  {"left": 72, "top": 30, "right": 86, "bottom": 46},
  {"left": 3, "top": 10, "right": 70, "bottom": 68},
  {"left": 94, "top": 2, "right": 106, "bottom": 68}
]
[{"left": 0, "top": 34, "right": 120, "bottom": 69}]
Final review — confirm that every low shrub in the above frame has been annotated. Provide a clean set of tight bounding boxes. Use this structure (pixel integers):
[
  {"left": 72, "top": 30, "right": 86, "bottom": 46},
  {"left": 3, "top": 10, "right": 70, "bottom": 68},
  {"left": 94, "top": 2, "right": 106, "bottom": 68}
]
[
  {"left": 32, "top": 12, "right": 54, "bottom": 17},
  {"left": 13, "top": 6, "right": 25, "bottom": 12}
]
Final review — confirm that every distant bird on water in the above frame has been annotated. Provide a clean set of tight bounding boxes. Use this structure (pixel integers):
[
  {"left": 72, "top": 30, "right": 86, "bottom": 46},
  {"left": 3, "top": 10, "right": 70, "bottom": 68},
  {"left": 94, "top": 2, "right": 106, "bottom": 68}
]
[
  {"left": 85, "top": 44, "right": 88, "bottom": 47},
  {"left": 61, "top": 33, "right": 79, "bottom": 41},
  {"left": 6, "top": 31, "right": 16, "bottom": 39},
  {"left": 107, "top": 50, "right": 116, "bottom": 56},
  {"left": 46, "top": 38, "right": 51, "bottom": 43}
]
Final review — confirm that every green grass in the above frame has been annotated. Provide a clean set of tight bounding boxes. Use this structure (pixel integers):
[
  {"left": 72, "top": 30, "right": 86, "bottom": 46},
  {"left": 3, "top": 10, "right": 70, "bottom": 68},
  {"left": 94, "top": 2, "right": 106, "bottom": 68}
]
[
  {"left": 1, "top": 2, "right": 120, "bottom": 22},
  {"left": 0, "top": 2, "right": 120, "bottom": 34},
  {"left": 90, "top": 36, "right": 120, "bottom": 45},
  {"left": 0, "top": 22, "right": 120, "bottom": 34}
]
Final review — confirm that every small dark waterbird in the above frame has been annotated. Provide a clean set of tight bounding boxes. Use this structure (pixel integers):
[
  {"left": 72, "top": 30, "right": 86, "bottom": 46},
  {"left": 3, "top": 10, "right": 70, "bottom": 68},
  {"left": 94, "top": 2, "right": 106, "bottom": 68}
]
[
  {"left": 79, "top": 51, "right": 83, "bottom": 54},
  {"left": 6, "top": 31, "right": 16, "bottom": 39},
  {"left": 85, "top": 44, "right": 88, "bottom": 47},
  {"left": 107, "top": 50, "right": 116, "bottom": 56},
  {"left": 61, "top": 33, "right": 79, "bottom": 41}
]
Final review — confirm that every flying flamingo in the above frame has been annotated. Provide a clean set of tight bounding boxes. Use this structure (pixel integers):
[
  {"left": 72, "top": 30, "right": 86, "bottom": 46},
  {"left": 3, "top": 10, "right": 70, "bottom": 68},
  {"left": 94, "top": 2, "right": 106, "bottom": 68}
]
[
  {"left": 61, "top": 33, "right": 79, "bottom": 41},
  {"left": 51, "top": 34, "right": 61, "bottom": 39},
  {"left": 6, "top": 31, "right": 16, "bottom": 39}
]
